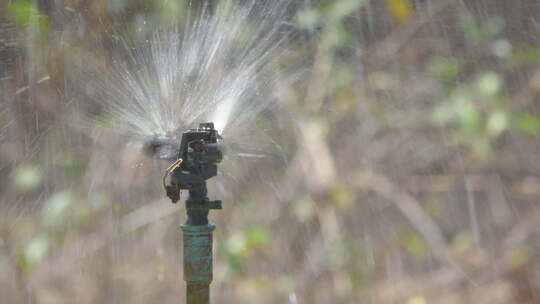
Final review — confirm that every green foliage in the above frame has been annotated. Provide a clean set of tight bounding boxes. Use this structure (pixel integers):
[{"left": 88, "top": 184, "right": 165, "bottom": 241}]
[
  {"left": 296, "top": 0, "right": 362, "bottom": 52},
  {"left": 461, "top": 15, "right": 513, "bottom": 59},
  {"left": 215, "top": 0, "right": 235, "bottom": 17},
  {"left": 8, "top": 0, "right": 48, "bottom": 31},
  {"left": 432, "top": 17, "right": 540, "bottom": 159},
  {"left": 22, "top": 234, "right": 50, "bottom": 269},
  {"left": 475, "top": 72, "right": 502, "bottom": 97},
  {"left": 297, "top": 0, "right": 362, "bottom": 30},
  {"left": 10, "top": 190, "right": 110, "bottom": 272},
  {"left": 400, "top": 232, "right": 428, "bottom": 259},
  {"left": 274, "top": 275, "right": 296, "bottom": 294},
  {"left": 432, "top": 72, "right": 506, "bottom": 158},
  {"left": 8, "top": 0, "right": 38, "bottom": 27},
  {"left": 329, "top": 184, "right": 353, "bottom": 209},
  {"left": 153, "top": 0, "right": 186, "bottom": 25},
  {"left": 3, "top": 2, "right": 540, "bottom": 302},
  {"left": 326, "top": 239, "right": 351, "bottom": 268},
  {"left": 43, "top": 191, "right": 74, "bottom": 228},
  {"left": 296, "top": 8, "right": 321, "bottom": 29},
  {"left": 504, "top": 246, "right": 533, "bottom": 270},
  {"left": 451, "top": 232, "right": 474, "bottom": 254},
  {"left": 512, "top": 113, "right": 540, "bottom": 135},
  {"left": 294, "top": 0, "right": 363, "bottom": 113},
  {"left": 429, "top": 57, "right": 461, "bottom": 84},
  {"left": 512, "top": 45, "right": 540, "bottom": 66},
  {"left": 246, "top": 226, "right": 271, "bottom": 249},
  {"left": 491, "top": 38, "right": 513, "bottom": 59},
  {"left": 13, "top": 165, "right": 43, "bottom": 192},
  {"left": 61, "top": 156, "right": 83, "bottom": 180},
  {"left": 293, "top": 196, "right": 316, "bottom": 222},
  {"left": 107, "top": 0, "right": 131, "bottom": 15},
  {"left": 223, "top": 225, "right": 272, "bottom": 276},
  {"left": 461, "top": 15, "right": 505, "bottom": 44}
]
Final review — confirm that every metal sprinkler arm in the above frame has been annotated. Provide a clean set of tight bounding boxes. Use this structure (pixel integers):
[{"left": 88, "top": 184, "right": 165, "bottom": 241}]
[{"left": 163, "top": 158, "right": 183, "bottom": 203}]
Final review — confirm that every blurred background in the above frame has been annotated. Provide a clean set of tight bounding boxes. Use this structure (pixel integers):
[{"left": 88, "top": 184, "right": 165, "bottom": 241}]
[{"left": 2, "top": 0, "right": 540, "bottom": 303}]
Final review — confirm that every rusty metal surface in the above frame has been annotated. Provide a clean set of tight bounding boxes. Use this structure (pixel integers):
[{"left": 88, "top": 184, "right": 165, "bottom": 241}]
[
  {"left": 186, "top": 283, "right": 210, "bottom": 304},
  {"left": 181, "top": 224, "right": 216, "bottom": 304}
]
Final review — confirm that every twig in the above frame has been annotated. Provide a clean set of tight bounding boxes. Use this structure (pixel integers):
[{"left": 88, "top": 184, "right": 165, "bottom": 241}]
[{"left": 354, "top": 169, "right": 478, "bottom": 288}]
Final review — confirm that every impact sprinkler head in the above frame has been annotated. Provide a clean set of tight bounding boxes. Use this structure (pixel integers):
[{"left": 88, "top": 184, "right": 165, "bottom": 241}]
[
  {"left": 151, "top": 122, "right": 223, "bottom": 225},
  {"left": 147, "top": 123, "right": 223, "bottom": 303}
]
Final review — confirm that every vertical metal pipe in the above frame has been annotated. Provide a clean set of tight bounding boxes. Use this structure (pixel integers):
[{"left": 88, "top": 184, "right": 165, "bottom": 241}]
[
  {"left": 186, "top": 283, "right": 210, "bottom": 304},
  {"left": 181, "top": 223, "right": 215, "bottom": 304}
]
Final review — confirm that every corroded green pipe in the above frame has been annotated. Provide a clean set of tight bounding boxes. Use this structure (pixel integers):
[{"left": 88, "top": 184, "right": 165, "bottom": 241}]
[{"left": 181, "top": 223, "right": 216, "bottom": 304}]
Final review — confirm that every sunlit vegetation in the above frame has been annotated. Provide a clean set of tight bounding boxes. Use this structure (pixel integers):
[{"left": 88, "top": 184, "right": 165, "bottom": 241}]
[{"left": 1, "top": 0, "right": 540, "bottom": 303}]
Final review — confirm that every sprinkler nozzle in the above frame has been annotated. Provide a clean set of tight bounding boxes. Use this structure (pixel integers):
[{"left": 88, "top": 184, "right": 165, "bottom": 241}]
[{"left": 148, "top": 122, "right": 223, "bottom": 225}]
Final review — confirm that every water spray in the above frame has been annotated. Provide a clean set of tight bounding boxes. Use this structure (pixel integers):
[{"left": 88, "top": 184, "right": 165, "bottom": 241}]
[
  {"left": 77, "top": 1, "right": 292, "bottom": 302},
  {"left": 150, "top": 122, "right": 222, "bottom": 304}
]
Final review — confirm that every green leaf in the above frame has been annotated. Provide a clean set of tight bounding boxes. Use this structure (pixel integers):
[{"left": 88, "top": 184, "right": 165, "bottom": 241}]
[
  {"left": 214, "top": 0, "right": 234, "bottom": 18},
  {"left": 330, "top": 184, "right": 353, "bottom": 208},
  {"left": 486, "top": 110, "right": 509, "bottom": 137},
  {"left": 483, "top": 17, "right": 505, "bottom": 38},
  {"left": 24, "top": 235, "right": 50, "bottom": 267},
  {"left": 226, "top": 232, "right": 248, "bottom": 258},
  {"left": 152, "top": 0, "right": 186, "bottom": 25},
  {"left": 13, "top": 165, "right": 43, "bottom": 191},
  {"left": 511, "top": 45, "right": 540, "bottom": 66},
  {"left": 293, "top": 197, "right": 316, "bottom": 222},
  {"left": 462, "top": 16, "right": 504, "bottom": 44},
  {"left": 472, "top": 138, "right": 492, "bottom": 159},
  {"left": 475, "top": 72, "right": 502, "bottom": 97},
  {"left": 461, "top": 17, "right": 484, "bottom": 43},
  {"left": 512, "top": 113, "right": 540, "bottom": 135},
  {"left": 296, "top": 8, "right": 321, "bottom": 29},
  {"left": 505, "top": 247, "right": 533, "bottom": 270},
  {"left": 333, "top": 66, "right": 355, "bottom": 89},
  {"left": 432, "top": 103, "right": 456, "bottom": 125},
  {"left": 400, "top": 233, "right": 427, "bottom": 258},
  {"left": 107, "top": 0, "right": 131, "bottom": 14},
  {"left": 9, "top": 0, "right": 38, "bottom": 26},
  {"left": 429, "top": 57, "right": 461, "bottom": 81},
  {"left": 62, "top": 157, "right": 82, "bottom": 179},
  {"left": 275, "top": 276, "right": 296, "bottom": 294},
  {"left": 456, "top": 101, "right": 480, "bottom": 135},
  {"left": 491, "top": 39, "right": 512, "bottom": 59},
  {"left": 246, "top": 226, "right": 270, "bottom": 249},
  {"left": 43, "top": 191, "right": 73, "bottom": 227},
  {"left": 326, "top": 240, "right": 350, "bottom": 268},
  {"left": 330, "top": 0, "right": 363, "bottom": 19}
]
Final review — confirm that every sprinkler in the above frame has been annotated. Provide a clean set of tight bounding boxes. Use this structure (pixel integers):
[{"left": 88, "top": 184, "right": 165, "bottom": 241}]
[{"left": 148, "top": 122, "right": 223, "bottom": 304}]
